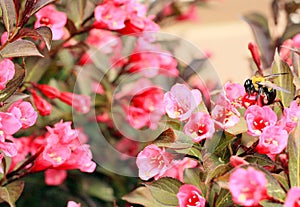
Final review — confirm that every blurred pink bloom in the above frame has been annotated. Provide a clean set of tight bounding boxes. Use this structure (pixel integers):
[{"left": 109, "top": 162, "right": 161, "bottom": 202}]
[
  {"left": 67, "top": 201, "right": 81, "bottom": 207},
  {"left": 35, "top": 5, "right": 67, "bottom": 40},
  {"left": 293, "top": 34, "right": 300, "bottom": 48},
  {"left": 127, "top": 38, "right": 178, "bottom": 77},
  {"left": 280, "top": 39, "right": 293, "bottom": 65},
  {"left": 176, "top": 5, "right": 199, "bottom": 22},
  {"left": 223, "top": 81, "right": 245, "bottom": 107},
  {"left": 59, "top": 92, "right": 91, "bottom": 114},
  {"left": 31, "top": 89, "right": 52, "bottom": 116},
  {"left": 156, "top": 157, "right": 198, "bottom": 182},
  {"left": 0, "top": 58, "right": 15, "bottom": 90},
  {"left": 124, "top": 83, "right": 165, "bottom": 129},
  {"left": 244, "top": 105, "right": 277, "bottom": 136},
  {"left": 136, "top": 144, "right": 174, "bottom": 180},
  {"left": 1, "top": 32, "right": 8, "bottom": 45},
  {"left": 229, "top": 167, "right": 268, "bottom": 206},
  {"left": 164, "top": 84, "right": 202, "bottom": 121},
  {"left": 177, "top": 184, "right": 205, "bottom": 207},
  {"left": 230, "top": 156, "right": 248, "bottom": 167},
  {"left": 91, "top": 82, "right": 105, "bottom": 95},
  {"left": 256, "top": 125, "right": 288, "bottom": 155},
  {"left": 283, "top": 187, "right": 300, "bottom": 207},
  {"left": 45, "top": 169, "right": 67, "bottom": 186},
  {"left": 278, "top": 100, "right": 300, "bottom": 133},
  {"left": 184, "top": 112, "right": 215, "bottom": 142},
  {"left": 8, "top": 101, "right": 38, "bottom": 129},
  {"left": 211, "top": 95, "right": 240, "bottom": 129},
  {"left": 115, "top": 138, "right": 139, "bottom": 160}
]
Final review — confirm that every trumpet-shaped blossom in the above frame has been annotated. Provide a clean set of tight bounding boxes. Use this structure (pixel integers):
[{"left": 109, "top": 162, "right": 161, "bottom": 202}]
[
  {"left": 177, "top": 184, "right": 205, "bottom": 207},
  {"left": 8, "top": 101, "right": 38, "bottom": 129},
  {"left": 34, "top": 5, "right": 67, "bottom": 40},
  {"left": 211, "top": 95, "right": 240, "bottom": 129},
  {"left": 31, "top": 89, "right": 52, "bottom": 116},
  {"left": 164, "top": 84, "right": 202, "bottom": 121},
  {"left": 256, "top": 125, "right": 288, "bottom": 155},
  {"left": 0, "top": 58, "right": 15, "bottom": 90},
  {"left": 229, "top": 167, "right": 268, "bottom": 206},
  {"left": 33, "top": 83, "right": 61, "bottom": 99},
  {"left": 283, "top": 187, "right": 300, "bottom": 207},
  {"left": 223, "top": 81, "right": 245, "bottom": 107},
  {"left": 136, "top": 144, "right": 174, "bottom": 180},
  {"left": 184, "top": 112, "right": 215, "bottom": 142},
  {"left": 156, "top": 157, "right": 198, "bottom": 182},
  {"left": 244, "top": 105, "right": 277, "bottom": 136}
]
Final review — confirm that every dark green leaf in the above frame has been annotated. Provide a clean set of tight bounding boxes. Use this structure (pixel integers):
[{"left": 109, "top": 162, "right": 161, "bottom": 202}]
[
  {"left": 215, "top": 189, "right": 233, "bottom": 207},
  {"left": 243, "top": 12, "right": 274, "bottom": 68},
  {"left": 0, "top": 180, "right": 24, "bottom": 207},
  {"left": 272, "top": 173, "right": 289, "bottom": 192},
  {"left": 122, "top": 187, "right": 172, "bottom": 207},
  {"left": 0, "top": 40, "right": 43, "bottom": 58},
  {"left": 0, "top": 0, "right": 16, "bottom": 35},
  {"left": 288, "top": 121, "right": 300, "bottom": 187},
  {"left": 83, "top": 177, "right": 114, "bottom": 202},
  {"left": 259, "top": 200, "right": 283, "bottom": 207},
  {"left": 271, "top": 50, "right": 296, "bottom": 107},
  {"left": 204, "top": 130, "right": 223, "bottom": 153},
  {"left": 145, "top": 177, "right": 182, "bottom": 206},
  {"left": 0, "top": 64, "right": 25, "bottom": 103},
  {"left": 35, "top": 26, "right": 52, "bottom": 50}
]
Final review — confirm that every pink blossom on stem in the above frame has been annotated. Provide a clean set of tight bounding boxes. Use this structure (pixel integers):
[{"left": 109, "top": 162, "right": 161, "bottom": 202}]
[
  {"left": 67, "top": 201, "right": 81, "bottom": 207},
  {"left": 283, "top": 187, "right": 300, "bottom": 207},
  {"left": 34, "top": 5, "right": 67, "bottom": 40},
  {"left": 211, "top": 95, "right": 240, "bottom": 129},
  {"left": 184, "top": 112, "right": 215, "bottom": 142},
  {"left": 229, "top": 167, "right": 268, "bottom": 206},
  {"left": 8, "top": 101, "right": 38, "bottom": 129},
  {"left": 177, "top": 184, "right": 205, "bottom": 207},
  {"left": 136, "top": 144, "right": 174, "bottom": 180},
  {"left": 278, "top": 100, "right": 300, "bottom": 133},
  {"left": 156, "top": 157, "right": 198, "bottom": 182},
  {"left": 256, "top": 125, "right": 288, "bottom": 155},
  {"left": 0, "top": 58, "right": 15, "bottom": 90},
  {"left": 244, "top": 105, "right": 277, "bottom": 136},
  {"left": 223, "top": 81, "right": 245, "bottom": 107},
  {"left": 292, "top": 34, "right": 300, "bottom": 48},
  {"left": 164, "top": 84, "right": 202, "bottom": 121},
  {"left": 45, "top": 169, "right": 67, "bottom": 186}
]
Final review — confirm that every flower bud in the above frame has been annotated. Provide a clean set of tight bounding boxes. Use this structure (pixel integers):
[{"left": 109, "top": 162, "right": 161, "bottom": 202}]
[
  {"left": 248, "top": 42, "right": 261, "bottom": 70},
  {"left": 33, "top": 83, "right": 60, "bottom": 99},
  {"left": 58, "top": 92, "right": 91, "bottom": 114},
  {"left": 31, "top": 90, "right": 52, "bottom": 116}
]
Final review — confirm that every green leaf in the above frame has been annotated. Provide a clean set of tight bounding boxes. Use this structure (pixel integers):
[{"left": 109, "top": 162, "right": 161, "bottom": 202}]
[
  {"left": 29, "top": 0, "right": 56, "bottom": 16},
  {"left": 0, "top": 0, "right": 16, "bottom": 35},
  {"left": 259, "top": 200, "right": 283, "bottom": 207},
  {"left": 204, "top": 130, "right": 223, "bottom": 153},
  {"left": 145, "top": 177, "right": 182, "bottom": 206},
  {"left": 272, "top": 173, "right": 289, "bottom": 192},
  {"left": 83, "top": 177, "right": 114, "bottom": 202},
  {"left": 0, "top": 64, "right": 25, "bottom": 103},
  {"left": 288, "top": 121, "right": 300, "bottom": 187},
  {"left": 122, "top": 187, "right": 172, "bottom": 207},
  {"left": 281, "top": 24, "right": 300, "bottom": 42},
  {"left": 0, "top": 180, "right": 24, "bottom": 207},
  {"left": 215, "top": 189, "right": 233, "bottom": 207},
  {"left": 35, "top": 27, "right": 52, "bottom": 50},
  {"left": 243, "top": 12, "right": 274, "bottom": 67},
  {"left": 271, "top": 50, "right": 296, "bottom": 107},
  {"left": 184, "top": 168, "right": 207, "bottom": 197},
  {"left": 0, "top": 40, "right": 43, "bottom": 58},
  {"left": 153, "top": 128, "right": 194, "bottom": 150}
]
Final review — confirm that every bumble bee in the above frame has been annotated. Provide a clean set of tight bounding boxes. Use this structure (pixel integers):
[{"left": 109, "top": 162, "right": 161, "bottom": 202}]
[{"left": 244, "top": 73, "right": 289, "bottom": 106}]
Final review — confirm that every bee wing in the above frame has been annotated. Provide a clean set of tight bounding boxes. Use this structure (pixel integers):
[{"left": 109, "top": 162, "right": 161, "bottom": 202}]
[
  {"left": 258, "top": 82, "right": 291, "bottom": 93},
  {"left": 263, "top": 73, "right": 288, "bottom": 80}
]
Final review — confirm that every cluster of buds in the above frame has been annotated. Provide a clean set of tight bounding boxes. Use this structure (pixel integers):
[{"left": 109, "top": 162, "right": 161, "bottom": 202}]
[{"left": 30, "top": 83, "right": 91, "bottom": 116}]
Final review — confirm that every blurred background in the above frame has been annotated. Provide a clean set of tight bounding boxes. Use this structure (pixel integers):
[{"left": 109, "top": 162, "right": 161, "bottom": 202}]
[{"left": 162, "top": 0, "right": 272, "bottom": 84}]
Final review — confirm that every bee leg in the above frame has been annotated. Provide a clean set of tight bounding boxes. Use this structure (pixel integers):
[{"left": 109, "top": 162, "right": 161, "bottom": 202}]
[{"left": 273, "top": 98, "right": 284, "bottom": 111}]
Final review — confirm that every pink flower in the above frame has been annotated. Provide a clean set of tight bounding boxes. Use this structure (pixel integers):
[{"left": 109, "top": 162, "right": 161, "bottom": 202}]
[
  {"left": 67, "top": 201, "right": 81, "bottom": 207},
  {"left": 136, "top": 144, "right": 174, "bottom": 180},
  {"left": 123, "top": 82, "right": 165, "bottom": 129},
  {"left": 223, "top": 81, "right": 245, "bottom": 107},
  {"left": 45, "top": 169, "right": 67, "bottom": 186},
  {"left": 59, "top": 92, "right": 91, "bottom": 114},
  {"left": 115, "top": 138, "right": 139, "bottom": 160},
  {"left": 8, "top": 101, "right": 38, "bottom": 129},
  {"left": 211, "top": 95, "right": 240, "bottom": 129},
  {"left": 293, "top": 34, "right": 300, "bottom": 48},
  {"left": 278, "top": 100, "right": 300, "bottom": 133},
  {"left": 91, "top": 82, "right": 105, "bottom": 95},
  {"left": 256, "top": 125, "right": 288, "bottom": 155},
  {"left": 283, "top": 187, "right": 300, "bottom": 207},
  {"left": 184, "top": 112, "right": 215, "bottom": 142},
  {"left": 229, "top": 167, "right": 268, "bottom": 206},
  {"left": 244, "top": 105, "right": 277, "bottom": 136},
  {"left": 34, "top": 5, "right": 67, "bottom": 40},
  {"left": 157, "top": 157, "right": 198, "bottom": 182},
  {"left": 94, "top": 1, "right": 126, "bottom": 30},
  {"left": 164, "top": 84, "right": 202, "bottom": 121},
  {"left": 177, "top": 184, "right": 205, "bottom": 207},
  {"left": 0, "top": 58, "right": 15, "bottom": 90},
  {"left": 230, "top": 156, "right": 249, "bottom": 167}
]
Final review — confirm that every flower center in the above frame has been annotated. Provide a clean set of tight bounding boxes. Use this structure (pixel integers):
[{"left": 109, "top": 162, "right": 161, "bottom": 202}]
[
  {"left": 253, "top": 117, "right": 269, "bottom": 131},
  {"left": 197, "top": 124, "right": 207, "bottom": 136},
  {"left": 187, "top": 191, "right": 201, "bottom": 207},
  {"left": 295, "top": 197, "right": 300, "bottom": 207},
  {"left": 40, "top": 17, "right": 51, "bottom": 26}
]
